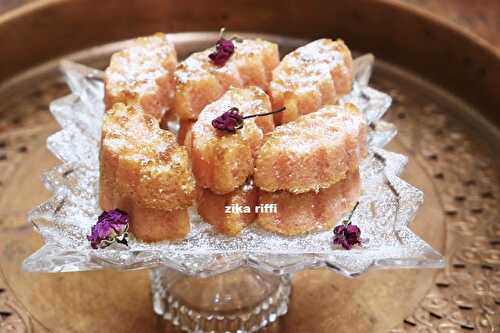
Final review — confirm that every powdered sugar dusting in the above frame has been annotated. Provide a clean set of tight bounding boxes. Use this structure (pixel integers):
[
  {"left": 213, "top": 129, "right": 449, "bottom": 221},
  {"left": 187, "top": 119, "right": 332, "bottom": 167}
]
[
  {"left": 105, "top": 33, "right": 176, "bottom": 100},
  {"left": 23, "top": 54, "right": 444, "bottom": 276},
  {"left": 271, "top": 39, "right": 350, "bottom": 94}
]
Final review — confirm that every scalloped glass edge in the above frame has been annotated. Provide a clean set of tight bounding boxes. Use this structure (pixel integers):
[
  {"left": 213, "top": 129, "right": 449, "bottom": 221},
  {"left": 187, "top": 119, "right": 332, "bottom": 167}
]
[{"left": 22, "top": 54, "right": 445, "bottom": 276}]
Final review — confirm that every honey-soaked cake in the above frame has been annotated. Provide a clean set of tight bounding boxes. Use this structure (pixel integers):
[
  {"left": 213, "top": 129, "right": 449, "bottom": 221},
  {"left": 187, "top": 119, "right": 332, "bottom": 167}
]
[
  {"left": 128, "top": 206, "right": 190, "bottom": 242},
  {"left": 100, "top": 103, "right": 196, "bottom": 241},
  {"left": 174, "top": 38, "right": 279, "bottom": 120},
  {"left": 270, "top": 39, "right": 352, "bottom": 124},
  {"left": 257, "top": 170, "right": 360, "bottom": 236},
  {"left": 100, "top": 103, "right": 196, "bottom": 211},
  {"left": 254, "top": 104, "right": 367, "bottom": 194},
  {"left": 104, "top": 33, "right": 177, "bottom": 119},
  {"left": 197, "top": 179, "right": 258, "bottom": 236},
  {"left": 190, "top": 87, "right": 275, "bottom": 194}
]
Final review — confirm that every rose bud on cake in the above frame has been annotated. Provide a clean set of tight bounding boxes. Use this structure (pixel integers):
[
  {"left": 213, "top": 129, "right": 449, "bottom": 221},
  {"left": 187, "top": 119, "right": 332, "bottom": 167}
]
[
  {"left": 173, "top": 36, "right": 279, "bottom": 121},
  {"left": 189, "top": 87, "right": 275, "bottom": 194}
]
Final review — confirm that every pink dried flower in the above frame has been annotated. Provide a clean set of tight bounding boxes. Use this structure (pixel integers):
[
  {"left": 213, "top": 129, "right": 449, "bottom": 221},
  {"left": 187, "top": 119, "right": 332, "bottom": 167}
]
[
  {"left": 87, "top": 209, "right": 129, "bottom": 249},
  {"left": 212, "top": 107, "right": 243, "bottom": 132},
  {"left": 333, "top": 202, "right": 361, "bottom": 250},
  {"left": 333, "top": 224, "right": 361, "bottom": 250},
  {"left": 212, "top": 107, "right": 286, "bottom": 133},
  {"left": 208, "top": 37, "right": 235, "bottom": 66}
]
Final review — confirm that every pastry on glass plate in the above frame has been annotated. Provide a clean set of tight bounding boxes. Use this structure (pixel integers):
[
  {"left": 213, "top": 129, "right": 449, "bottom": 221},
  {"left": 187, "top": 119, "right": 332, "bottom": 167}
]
[
  {"left": 254, "top": 103, "right": 366, "bottom": 194},
  {"left": 100, "top": 103, "right": 196, "bottom": 241},
  {"left": 104, "top": 33, "right": 177, "bottom": 120},
  {"left": 128, "top": 206, "right": 190, "bottom": 242},
  {"left": 270, "top": 39, "right": 353, "bottom": 124},
  {"left": 257, "top": 170, "right": 360, "bottom": 235},
  {"left": 197, "top": 179, "right": 258, "bottom": 236},
  {"left": 99, "top": 32, "right": 365, "bottom": 240},
  {"left": 190, "top": 86, "right": 274, "bottom": 194},
  {"left": 174, "top": 38, "right": 279, "bottom": 121}
]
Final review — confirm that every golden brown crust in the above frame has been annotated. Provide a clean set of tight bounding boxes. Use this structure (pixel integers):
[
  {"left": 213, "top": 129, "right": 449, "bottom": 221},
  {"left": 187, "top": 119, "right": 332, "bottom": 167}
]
[
  {"left": 256, "top": 170, "right": 360, "bottom": 236},
  {"left": 197, "top": 180, "right": 258, "bottom": 236},
  {"left": 100, "top": 103, "right": 196, "bottom": 241},
  {"left": 100, "top": 103, "right": 196, "bottom": 211},
  {"left": 190, "top": 87, "right": 274, "bottom": 194},
  {"left": 174, "top": 38, "right": 279, "bottom": 120},
  {"left": 270, "top": 39, "right": 353, "bottom": 124},
  {"left": 128, "top": 206, "right": 190, "bottom": 242},
  {"left": 254, "top": 104, "right": 367, "bottom": 194},
  {"left": 104, "top": 33, "right": 177, "bottom": 120}
]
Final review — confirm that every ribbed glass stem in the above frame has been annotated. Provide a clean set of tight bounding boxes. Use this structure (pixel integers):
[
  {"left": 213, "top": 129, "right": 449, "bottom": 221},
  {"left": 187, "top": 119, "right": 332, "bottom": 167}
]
[{"left": 150, "top": 267, "right": 291, "bottom": 333}]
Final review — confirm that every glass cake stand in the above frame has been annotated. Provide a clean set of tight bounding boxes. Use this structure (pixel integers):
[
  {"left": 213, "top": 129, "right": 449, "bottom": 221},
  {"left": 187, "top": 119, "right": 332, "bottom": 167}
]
[
  {"left": 22, "top": 33, "right": 445, "bottom": 333},
  {"left": 151, "top": 267, "right": 291, "bottom": 332}
]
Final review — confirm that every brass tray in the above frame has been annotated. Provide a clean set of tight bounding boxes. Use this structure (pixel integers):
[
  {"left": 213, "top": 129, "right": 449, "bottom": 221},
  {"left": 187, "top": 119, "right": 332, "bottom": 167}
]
[{"left": 0, "top": 1, "right": 499, "bottom": 332}]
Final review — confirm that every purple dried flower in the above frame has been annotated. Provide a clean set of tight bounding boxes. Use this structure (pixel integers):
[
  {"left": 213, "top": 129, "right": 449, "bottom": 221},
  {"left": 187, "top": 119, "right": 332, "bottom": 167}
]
[
  {"left": 212, "top": 107, "right": 286, "bottom": 133},
  {"left": 333, "top": 202, "right": 361, "bottom": 250},
  {"left": 209, "top": 37, "right": 235, "bottom": 66},
  {"left": 333, "top": 223, "right": 361, "bottom": 250},
  {"left": 345, "top": 224, "right": 361, "bottom": 244},
  {"left": 87, "top": 209, "right": 129, "bottom": 249},
  {"left": 212, "top": 107, "right": 244, "bottom": 132},
  {"left": 333, "top": 224, "right": 347, "bottom": 235}
]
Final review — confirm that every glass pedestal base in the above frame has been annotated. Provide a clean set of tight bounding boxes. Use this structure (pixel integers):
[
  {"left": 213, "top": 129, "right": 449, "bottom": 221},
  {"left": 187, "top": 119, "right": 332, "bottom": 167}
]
[{"left": 150, "top": 267, "right": 291, "bottom": 333}]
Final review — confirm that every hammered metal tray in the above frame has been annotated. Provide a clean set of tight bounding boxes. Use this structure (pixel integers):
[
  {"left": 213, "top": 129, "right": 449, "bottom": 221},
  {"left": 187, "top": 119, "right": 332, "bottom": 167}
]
[{"left": 1, "top": 21, "right": 499, "bottom": 333}]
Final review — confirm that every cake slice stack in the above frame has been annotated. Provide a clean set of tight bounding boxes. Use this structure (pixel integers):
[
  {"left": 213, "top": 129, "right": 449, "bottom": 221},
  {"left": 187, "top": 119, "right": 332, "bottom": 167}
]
[
  {"left": 100, "top": 103, "right": 196, "bottom": 241},
  {"left": 189, "top": 87, "right": 274, "bottom": 235},
  {"left": 254, "top": 104, "right": 367, "bottom": 235}
]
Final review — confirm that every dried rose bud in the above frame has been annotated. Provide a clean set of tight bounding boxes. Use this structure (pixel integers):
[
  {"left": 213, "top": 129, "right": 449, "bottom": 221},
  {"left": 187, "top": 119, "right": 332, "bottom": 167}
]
[
  {"left": 333, "top": 223, "right": 361, "bottom": 250},
  {"left": 333, "top": 202, "right": 361, "bottom": 250},
  {"left": 212, "top": 107, "right": 286, "bottom": 133},
  {"left": 87, "top": 209, "right": 129, "bottom": 249},
  {"left": 345, "top": 224, "right": 361, "bottom": 244},
  {"left": 211, "top": 107, "right": 243, "bottom": 132},
  {"left": 208, "top": 37, "right": 235, "bottom": 66}
]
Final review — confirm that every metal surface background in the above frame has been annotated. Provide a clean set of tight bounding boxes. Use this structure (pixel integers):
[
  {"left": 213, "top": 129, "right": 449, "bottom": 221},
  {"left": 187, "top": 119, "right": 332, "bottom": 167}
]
[{"left": 0, "top": 1, "right": 499, "bottom": 332}]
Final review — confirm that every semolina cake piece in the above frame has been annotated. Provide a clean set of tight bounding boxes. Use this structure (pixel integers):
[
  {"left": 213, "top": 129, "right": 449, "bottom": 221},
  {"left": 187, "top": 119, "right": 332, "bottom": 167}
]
[
  {"left": 100, "top": 103, "right": 196, "bottom": 211},
  {"left": 190, "top": 86, "right": 275, "bottom": 194},
  {"left": 254, "top": 104, "right": 367, "bottom": 194},
  {"left": 270, "top": 39, "right": 353, "bottom": 124},
  {"left": 174, "top": 38, "right": 279, "bottom": 120},
  {"left": 128, "top": 205, "right": 190, "bottom": 242},
  {"left": 257, "top": 170, "right": 360, "bottom": 236},
  {"left": 197, "top": 179, "right": 258, "bottom": 236},
  {"left": 104, "top": 33, "right": 177, "bottom": 119},
  {"left": 100, "top": 103, "right": 196, "bottom": 241}
]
